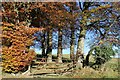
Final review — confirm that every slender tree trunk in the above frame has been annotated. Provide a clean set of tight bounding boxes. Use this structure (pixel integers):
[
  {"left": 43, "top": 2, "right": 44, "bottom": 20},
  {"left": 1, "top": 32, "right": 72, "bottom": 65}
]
[
  {"left": 70, "top": 26, "right": 75, "bottom": 63},
  {"left": 76, "top": 28, "right": 86, "bottom": 68},
  {"left": 46, "top": 31, "right": 49, "bottom": 54},
  {"left": 41, "top": 32, "right": 46, "bottom": 57},
  {"left": 85, "top": 53, "right": 90, "bottom": 66},
  {"left": 57, "top": 28, "right": 63, "bottom": 63},
  {"left": 46, "top": 29, "right": 52, "bottom": 63}
]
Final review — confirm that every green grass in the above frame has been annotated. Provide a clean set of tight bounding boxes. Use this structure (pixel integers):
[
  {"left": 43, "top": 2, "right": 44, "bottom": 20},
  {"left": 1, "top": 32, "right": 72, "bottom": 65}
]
[
  {"left": 65, "top": 58, "right": 119, "bottom": 78},
  {"left": 53, "top": 54, "right": 119, "bottom": 78}
]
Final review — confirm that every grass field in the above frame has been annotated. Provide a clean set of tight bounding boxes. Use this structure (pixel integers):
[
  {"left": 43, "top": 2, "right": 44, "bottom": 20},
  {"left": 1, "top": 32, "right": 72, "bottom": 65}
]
[
  {"left": 67, "top": 58, "right": 119, "bottom": 78},
  {"left": 1, "top": 54, "right": 119, "bottom": 78},
  {"left": 51, "top": 54, "right": 119, "bottom": 78}
]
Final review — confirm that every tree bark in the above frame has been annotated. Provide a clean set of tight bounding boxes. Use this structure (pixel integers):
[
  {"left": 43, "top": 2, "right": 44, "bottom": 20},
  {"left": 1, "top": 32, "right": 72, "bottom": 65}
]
[
  {"left": 85, "top": 53, "right": 90, "bottom": 66},
  {"left": 46, "top": 29, "right": 52, "bottom": 63},
  {"left": 70, "top": 26, "right": 75, "bottom": 63},
  {"left": 76, "top": 28, "right": 86, "bottom": 68},
  {"left": 41, "top": 32, "right": 46, "bottom": 57},
  {"left": 57, "top": 28, "right": 63, "bottom": 63},
  {"left": 85, "top": 47, "right": 95, "bottom": 66}
]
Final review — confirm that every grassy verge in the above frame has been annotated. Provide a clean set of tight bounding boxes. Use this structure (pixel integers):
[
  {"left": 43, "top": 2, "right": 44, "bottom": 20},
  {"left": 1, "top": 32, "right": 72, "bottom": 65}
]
[{"left": 2, "top": 53, "right": 119, "bottom": 78}]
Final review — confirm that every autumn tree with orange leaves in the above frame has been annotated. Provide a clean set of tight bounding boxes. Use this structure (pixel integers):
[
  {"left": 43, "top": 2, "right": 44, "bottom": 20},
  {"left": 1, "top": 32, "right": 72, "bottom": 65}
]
[{"left": 1, "top": 2, "right": 42, "bottom": 73}]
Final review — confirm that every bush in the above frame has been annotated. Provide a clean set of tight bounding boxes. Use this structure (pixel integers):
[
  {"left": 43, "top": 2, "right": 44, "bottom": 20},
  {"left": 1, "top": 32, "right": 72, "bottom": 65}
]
[
  {"left": 93, "top": 44, "right": 115, "bottom": 65},
  {"left": 86, "top": 43, "right": 116, "bottom": 67}
]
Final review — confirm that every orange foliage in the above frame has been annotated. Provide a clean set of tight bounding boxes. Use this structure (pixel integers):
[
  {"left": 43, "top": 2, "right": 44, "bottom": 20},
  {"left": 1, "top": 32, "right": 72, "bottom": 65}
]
[{"left": 2, "top": 22, "right": 39, "bottom": 73}]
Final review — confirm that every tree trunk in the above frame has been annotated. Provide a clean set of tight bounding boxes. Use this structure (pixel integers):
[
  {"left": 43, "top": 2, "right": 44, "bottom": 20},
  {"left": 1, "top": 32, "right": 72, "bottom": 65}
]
[
  {"left": 85, "top": 53, "right": 90, "bottom": 66},
  {"left": 57, "top": 28, "right": 63, "bottom": 63},
  {"left": 46, "top": 29, "right": 52, "bottom": 63},
  {"left": 41, "top": 32, "right": 46, "bottom": 57},
  {"left": 76, "top": 28, "right": 86, "bottom": 68},
  {"left": 70, "top": 26, "right": 75, "bottom": 63},
  {"left": 85, "top": 47, "right": 95, "bottom": 66}
]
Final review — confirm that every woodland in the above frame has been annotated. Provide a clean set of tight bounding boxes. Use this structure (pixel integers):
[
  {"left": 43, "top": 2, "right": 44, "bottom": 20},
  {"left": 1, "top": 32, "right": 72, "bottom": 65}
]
[{"left": 1, "top": 2, "right": 120, "bottom": 78}]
